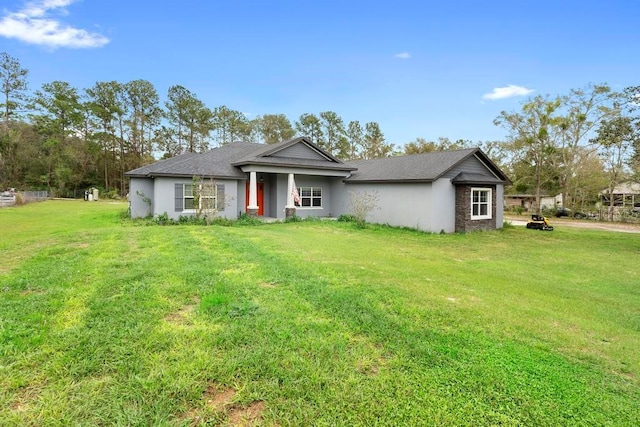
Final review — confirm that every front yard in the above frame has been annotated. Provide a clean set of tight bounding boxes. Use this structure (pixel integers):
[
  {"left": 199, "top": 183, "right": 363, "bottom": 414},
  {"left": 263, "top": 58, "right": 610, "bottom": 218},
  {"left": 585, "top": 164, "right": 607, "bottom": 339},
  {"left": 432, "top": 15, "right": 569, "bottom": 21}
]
[{"left": 1, "top": 201, "right": 638, "bottom": 425}]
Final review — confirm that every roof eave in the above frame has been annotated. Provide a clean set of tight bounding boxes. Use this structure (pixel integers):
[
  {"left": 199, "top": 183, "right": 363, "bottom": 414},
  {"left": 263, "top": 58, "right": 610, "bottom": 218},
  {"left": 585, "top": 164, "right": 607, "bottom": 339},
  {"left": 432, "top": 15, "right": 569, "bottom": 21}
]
[
  {"left": 344, "top": 178, "right": 435, "bottom": 184},
  {"left": 231, "top": 160, "right": 356, "bottom": 171}
]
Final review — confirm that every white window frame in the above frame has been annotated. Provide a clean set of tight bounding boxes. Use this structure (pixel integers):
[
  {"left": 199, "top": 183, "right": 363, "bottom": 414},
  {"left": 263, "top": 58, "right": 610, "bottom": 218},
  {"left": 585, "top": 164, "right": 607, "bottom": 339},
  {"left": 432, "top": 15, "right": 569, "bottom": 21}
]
[
  {"left": 295, "top": 186, "right": 323, "bottom": 209},
  {"left": 183, "top": 183, "right": 216, "bottom": 212},
  {"left": 471, "top": 187, "right": 492, "bottom": 220}
]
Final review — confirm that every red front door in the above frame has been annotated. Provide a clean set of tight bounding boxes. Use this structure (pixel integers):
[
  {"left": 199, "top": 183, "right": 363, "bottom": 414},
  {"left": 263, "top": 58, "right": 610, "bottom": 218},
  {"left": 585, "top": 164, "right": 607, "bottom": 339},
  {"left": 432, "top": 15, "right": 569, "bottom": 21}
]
[{"left": 246, "top": 182, "right": 264, "bottom": 216}]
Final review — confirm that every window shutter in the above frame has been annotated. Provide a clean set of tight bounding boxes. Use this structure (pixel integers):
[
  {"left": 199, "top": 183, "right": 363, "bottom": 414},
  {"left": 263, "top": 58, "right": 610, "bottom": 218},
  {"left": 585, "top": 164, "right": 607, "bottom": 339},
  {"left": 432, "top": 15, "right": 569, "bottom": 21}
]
[
  {"left": 216, "top": 184, "right": 225, "bottom": 211},
  {"left": 174, "top": 184, "right": 183, "bottom": 212}
]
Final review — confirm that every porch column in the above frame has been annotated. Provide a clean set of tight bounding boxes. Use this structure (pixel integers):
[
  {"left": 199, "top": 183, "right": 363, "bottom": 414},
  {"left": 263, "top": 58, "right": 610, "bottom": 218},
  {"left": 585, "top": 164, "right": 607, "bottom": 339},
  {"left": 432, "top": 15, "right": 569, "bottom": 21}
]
[
  {"left": 285, "top": 173, "right": 296, "bottom": 218},
  {"left": 247, "top": 171, "right": 259, "bottom": 217}
]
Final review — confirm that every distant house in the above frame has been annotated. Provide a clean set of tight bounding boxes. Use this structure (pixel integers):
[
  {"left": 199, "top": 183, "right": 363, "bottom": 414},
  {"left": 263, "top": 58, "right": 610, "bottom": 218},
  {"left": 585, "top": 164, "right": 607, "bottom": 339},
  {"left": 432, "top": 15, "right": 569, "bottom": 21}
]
[
  {"left": 504, "top": 194, "right": 562, "bottom": 211},
  {"left": 125, "top": 137, "right": 510, "bottom": 233},
  {"left": 600, "top": 182, "right": 640, "bottom": 208}
]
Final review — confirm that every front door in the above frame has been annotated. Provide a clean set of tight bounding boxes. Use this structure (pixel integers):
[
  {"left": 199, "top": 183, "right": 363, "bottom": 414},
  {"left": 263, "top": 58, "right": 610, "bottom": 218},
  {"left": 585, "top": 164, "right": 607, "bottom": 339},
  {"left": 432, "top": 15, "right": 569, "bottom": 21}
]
[{"left": 246, "top": 182, "right": 264, "bottom": 216}]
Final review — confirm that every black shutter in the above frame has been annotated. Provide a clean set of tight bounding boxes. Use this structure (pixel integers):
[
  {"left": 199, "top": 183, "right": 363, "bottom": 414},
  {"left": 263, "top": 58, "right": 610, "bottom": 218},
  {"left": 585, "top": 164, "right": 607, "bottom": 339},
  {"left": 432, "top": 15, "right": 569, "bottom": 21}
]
[
  {"left": 216, "top": 184, "right": 225, "bottom": 211},
  {"left": 174, "top": 184, "right": 183, "bottom": 212}
]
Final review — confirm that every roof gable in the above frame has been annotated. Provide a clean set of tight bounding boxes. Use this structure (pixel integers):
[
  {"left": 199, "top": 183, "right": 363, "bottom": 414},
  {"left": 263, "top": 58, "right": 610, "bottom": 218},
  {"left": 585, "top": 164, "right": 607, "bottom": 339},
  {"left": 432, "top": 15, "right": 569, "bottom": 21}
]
[
  {"left": 125, "top": 137, "right": 356, "bottom": 178},
  {"left": 231, "top": 137, "right": 355, "bottom": 171},
  {"left": 344, "top": 148, "right": 509, "bottom": 184},
  {"left": 238, "top": 137, "right": 342, "bottom": 162}
]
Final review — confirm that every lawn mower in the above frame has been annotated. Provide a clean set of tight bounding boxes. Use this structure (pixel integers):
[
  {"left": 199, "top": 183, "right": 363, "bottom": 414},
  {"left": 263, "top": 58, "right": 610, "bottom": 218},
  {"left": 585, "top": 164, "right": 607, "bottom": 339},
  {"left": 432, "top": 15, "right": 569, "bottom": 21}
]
[{"left": 526, "top": 214, "right": 554, "bottom": 231}]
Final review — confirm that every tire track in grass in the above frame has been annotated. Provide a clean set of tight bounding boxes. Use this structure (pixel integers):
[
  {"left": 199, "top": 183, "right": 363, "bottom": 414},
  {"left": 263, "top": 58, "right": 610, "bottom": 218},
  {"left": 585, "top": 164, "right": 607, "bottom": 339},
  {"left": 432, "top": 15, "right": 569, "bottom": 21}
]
[{"left": 213, "top": 226, "right": 640, "bottom": 426}]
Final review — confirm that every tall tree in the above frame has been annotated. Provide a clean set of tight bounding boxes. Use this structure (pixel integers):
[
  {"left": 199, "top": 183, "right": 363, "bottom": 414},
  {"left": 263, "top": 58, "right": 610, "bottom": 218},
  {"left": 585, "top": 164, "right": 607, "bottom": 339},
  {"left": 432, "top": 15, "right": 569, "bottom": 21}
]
[
  {"left": 555, "top": 84, "right": 618, "bottom": 208},
  {"left": 623, "top": 86, "right": 640, "bottom": 178},
  {"left": 253, "top": 113, "right": 295, "bottom": 144},
  {"left": 295, "top": 113, "right": 323, "bottom": 144},
  {"left": 31, "top": 81, "right": 85, "bottom": 195},
  {"left": 212, "top": 105, "right": 252, "bottom": 146},
  {"left": 319, "top": 111, "right": 348, "bottom": 158},
  {"left": 125, "top": 79, "right": 161, "bottom": 161},
  {"left": 592, "top": 115, "right": 638, "bottom": 220},
  {"left": 85, "top": 81, "right": 128, "bottom": 193},
  {"left": 494, "top": 95, "right": 563, "bottom": 213},
  {"left": 346, "top": 120, "right": 364, "bottom": 159},
  {"left": 362, "top": 122, "right": 393, "bottom": 159},
  {"left": 163, "top": 85, "right": 213, "bottom": 153},
  {"left": 0, "top": 52, "right": 29, "bottom": 130}
]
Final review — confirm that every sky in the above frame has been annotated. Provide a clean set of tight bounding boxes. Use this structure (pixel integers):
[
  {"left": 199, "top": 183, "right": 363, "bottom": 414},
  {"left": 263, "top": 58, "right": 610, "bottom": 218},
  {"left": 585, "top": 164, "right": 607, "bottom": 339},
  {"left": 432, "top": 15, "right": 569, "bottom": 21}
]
[{"left": 1, "top": 0, "right": 639, "bottom": 149}]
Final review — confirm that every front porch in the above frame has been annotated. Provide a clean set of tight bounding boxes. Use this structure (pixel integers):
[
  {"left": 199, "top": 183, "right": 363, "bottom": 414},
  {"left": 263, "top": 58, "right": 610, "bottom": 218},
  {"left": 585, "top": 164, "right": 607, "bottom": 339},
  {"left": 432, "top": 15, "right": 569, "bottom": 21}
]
[{"left": 241, "top": 170, "right": 348, "bottom": 220}]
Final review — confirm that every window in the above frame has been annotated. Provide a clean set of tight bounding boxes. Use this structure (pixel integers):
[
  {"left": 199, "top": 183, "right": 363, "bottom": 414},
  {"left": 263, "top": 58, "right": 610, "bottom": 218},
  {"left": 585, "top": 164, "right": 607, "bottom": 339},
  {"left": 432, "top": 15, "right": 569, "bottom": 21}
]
[
  {"left": 196, "top": 184, "right": 217, "bottom": 211},
  {"left": 296, "top": 186, "right": 322, "bottom": 208},
  {"left": 175, "top": 183, "right": 224, "bottom": 212},
  {"left": 183, "top": 184, "right": 195, "bottom": 210},
  {"left": 471, "top": 188, "right": 492, "bottom": 220}
]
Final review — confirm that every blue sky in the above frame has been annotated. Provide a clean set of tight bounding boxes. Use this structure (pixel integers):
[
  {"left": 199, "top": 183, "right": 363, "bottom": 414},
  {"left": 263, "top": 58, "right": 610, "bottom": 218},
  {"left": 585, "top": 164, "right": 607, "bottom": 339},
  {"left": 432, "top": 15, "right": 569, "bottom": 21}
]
[{"left": 1, "top": 0, "right": 638, "bottom": 148}]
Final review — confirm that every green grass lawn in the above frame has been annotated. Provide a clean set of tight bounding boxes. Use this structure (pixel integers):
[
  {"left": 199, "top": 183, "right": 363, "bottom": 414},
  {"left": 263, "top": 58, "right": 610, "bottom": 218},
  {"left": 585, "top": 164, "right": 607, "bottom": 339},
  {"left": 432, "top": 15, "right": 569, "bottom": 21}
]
[{"left": 1, "top": 201, "right": 639, "bottom": 426}]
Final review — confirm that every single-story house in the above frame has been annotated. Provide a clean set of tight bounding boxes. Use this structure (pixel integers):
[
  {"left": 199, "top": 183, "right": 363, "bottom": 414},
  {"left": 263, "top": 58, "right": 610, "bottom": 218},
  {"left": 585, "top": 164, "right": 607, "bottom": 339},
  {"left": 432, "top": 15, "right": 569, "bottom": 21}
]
[
  {"left": 600, "top": 182, "right": 640, "bottom": 208},
  {"left": 504, "top": 194, "right": 562, "bottom": 211},
  {"left": 125, "top": 137, "right": 510, "bottom": 233}
]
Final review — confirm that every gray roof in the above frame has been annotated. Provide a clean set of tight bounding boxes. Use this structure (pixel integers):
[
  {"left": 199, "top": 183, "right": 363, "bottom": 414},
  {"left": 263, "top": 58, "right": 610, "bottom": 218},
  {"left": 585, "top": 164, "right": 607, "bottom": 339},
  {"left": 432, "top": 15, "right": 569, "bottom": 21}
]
[
  {"left": 125, "top": 142, "right": 263, "bottom": 179},
  {"left": 344, "top": 148, "right": 509, "bottom": 184},
  {"left": 231, "top": 137, "right": 354, "bottom": 171},
  {"left": 126, "top": 141, "right": 509, "bottom": 184},
  {"left": 125, "top": 137, "right": 355, "bottom": 179}
]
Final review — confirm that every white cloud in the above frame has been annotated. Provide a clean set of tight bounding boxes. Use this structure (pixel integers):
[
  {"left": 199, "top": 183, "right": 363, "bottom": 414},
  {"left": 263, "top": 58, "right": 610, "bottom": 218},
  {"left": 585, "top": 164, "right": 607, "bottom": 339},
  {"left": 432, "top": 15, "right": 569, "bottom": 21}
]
[
  {"left": 0, "top": 0, "right": 109, "bottom": 48},
  {"left": 394, "top": 52, "right": 411, "bottom": 59},
  {"left": 482, "top": 84, "right": 534, "bottom": 100}
]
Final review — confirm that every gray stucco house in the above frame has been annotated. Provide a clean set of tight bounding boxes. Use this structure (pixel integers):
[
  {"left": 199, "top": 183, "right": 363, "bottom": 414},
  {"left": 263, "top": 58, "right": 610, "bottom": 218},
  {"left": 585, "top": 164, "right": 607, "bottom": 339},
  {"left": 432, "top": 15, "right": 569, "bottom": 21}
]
[{"left": 125, "top": 137, "right": 510, "bottom": 233}]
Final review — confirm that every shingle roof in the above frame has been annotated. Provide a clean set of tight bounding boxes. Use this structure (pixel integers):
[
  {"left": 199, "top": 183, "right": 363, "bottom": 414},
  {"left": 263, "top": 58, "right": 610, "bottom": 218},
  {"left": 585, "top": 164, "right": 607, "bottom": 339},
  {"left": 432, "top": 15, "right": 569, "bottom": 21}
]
[
  {"left": 344, "top": 148, "right": 509, "bottom": 184},
  {"left": 451, "top": 172, "right": 505, "bottom": 185},
  {"left": 126, "top": 142, "right": 509, "bottom": 184},
  {"left": 125, "top": 143, "right": 263, "bottom": 179},
  {"left": 125, "top": 138, "right": 355, "bottom": 179},
  {"left": 344, "top": 148, "right": 474, "bottom": 182}
]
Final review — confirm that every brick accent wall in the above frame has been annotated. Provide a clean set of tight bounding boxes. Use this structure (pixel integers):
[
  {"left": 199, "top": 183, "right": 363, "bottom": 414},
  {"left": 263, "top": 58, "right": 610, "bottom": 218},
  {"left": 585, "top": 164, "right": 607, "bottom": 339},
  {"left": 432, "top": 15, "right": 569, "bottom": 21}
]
[{"left": 455, "top": 185, "right": 497, "bottom": 233}]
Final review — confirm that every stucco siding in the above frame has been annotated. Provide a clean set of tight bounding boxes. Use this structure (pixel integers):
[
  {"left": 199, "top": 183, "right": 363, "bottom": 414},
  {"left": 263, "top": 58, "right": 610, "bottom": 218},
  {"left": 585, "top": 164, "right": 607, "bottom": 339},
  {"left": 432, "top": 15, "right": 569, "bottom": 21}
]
[
  {"left": 495, "top": 185, "right": 504, "bottom": 227},
  {"left": 153, "top": 177, "right": 238, "bottom": 220},
  {"left": 430, "top": 179, "right": 456, "bottom": 232},
  {"left": 338, "top": 182, "right": 442, "bottom": 232},
  {"left": 290, "top": 176, "right": 334, "bottom": 219},
  {"left": 129, "top": 178, "right": 154, "bottom": 218}
]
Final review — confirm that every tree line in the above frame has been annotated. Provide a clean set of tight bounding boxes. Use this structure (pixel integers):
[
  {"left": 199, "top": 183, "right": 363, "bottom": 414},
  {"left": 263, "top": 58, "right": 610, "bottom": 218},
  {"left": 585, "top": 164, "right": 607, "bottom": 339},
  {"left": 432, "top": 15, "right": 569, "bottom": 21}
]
[
  {"left": 0, "top": 52, "right": 401, "bottom": 197},
  {"left": 493, "top": 84, "right": 640, "bottom": 217},
  {"left": 1, "top": 51, "right": 639, "bottom": 214}
]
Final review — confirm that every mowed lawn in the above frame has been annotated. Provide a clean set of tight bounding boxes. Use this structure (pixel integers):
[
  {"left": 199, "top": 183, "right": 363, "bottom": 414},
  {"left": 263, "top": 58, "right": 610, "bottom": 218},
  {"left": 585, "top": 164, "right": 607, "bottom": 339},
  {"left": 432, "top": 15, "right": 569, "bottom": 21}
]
[{"left": 1, "top": 201, "right": 639, "bottom": 426}]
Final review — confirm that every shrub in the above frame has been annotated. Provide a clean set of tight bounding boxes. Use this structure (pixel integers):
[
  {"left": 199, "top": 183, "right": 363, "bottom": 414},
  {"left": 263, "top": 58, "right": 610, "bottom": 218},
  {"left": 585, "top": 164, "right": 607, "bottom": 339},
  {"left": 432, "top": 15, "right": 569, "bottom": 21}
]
[
  {"left": 236, "top": 213, "right": 263, "bottom": 226},
  {"left": 153, "top": 212, "right": 172, "bottom": 225}
]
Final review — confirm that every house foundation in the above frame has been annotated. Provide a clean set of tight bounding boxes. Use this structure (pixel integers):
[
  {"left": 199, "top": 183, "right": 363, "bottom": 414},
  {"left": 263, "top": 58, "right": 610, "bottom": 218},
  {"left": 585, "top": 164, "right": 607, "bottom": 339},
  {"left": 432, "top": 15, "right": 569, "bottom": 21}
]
[{"left": 285, "top": 207, "right": 296, "bottom": 218}]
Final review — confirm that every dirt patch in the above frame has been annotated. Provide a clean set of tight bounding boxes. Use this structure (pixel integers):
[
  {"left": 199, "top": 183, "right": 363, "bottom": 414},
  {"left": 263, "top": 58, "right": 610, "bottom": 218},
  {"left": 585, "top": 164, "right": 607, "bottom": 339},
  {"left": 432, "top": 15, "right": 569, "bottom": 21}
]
[
  {"left": 10, "top": 385, "right": 40, "bottom": 412},
  {"left": 258, "top": 281, "right": 278, "bottom": 288},
  {"left": 203, "top": 384, "right": 236, "bottom": 410},
  {"left": 163, "top": 297, "right": 200, "bottom": 324},
  {"left": 179, "top": 383, "right": 266, "bottom": 426},
  {"left": 19, "top": 288, "right": 44, "bottom": 296},
  {"left": 228, "top": 401, "right": 265, "bottom": 426}
]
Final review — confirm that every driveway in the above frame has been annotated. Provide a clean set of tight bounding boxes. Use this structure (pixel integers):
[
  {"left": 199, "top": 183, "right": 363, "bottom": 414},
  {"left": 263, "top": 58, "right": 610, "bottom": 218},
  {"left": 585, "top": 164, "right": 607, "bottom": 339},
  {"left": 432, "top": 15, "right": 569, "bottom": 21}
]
[{"left": 505, "top": 215, "right": 640, "bottom": 234}]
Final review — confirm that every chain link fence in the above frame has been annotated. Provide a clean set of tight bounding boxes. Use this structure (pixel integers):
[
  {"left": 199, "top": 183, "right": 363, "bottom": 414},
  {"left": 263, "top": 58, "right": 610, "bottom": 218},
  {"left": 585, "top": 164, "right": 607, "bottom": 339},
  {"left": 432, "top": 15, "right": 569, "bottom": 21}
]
[{"left": 0, "top": 191, "right": 49, "bottom": 208}]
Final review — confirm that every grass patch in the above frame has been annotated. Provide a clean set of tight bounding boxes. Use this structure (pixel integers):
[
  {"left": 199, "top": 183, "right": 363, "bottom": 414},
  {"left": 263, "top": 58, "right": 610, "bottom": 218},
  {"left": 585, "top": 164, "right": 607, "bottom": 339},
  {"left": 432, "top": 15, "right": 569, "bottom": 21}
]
[{"left": 1, "top": 200, "right": 639, "bottom": 425}]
